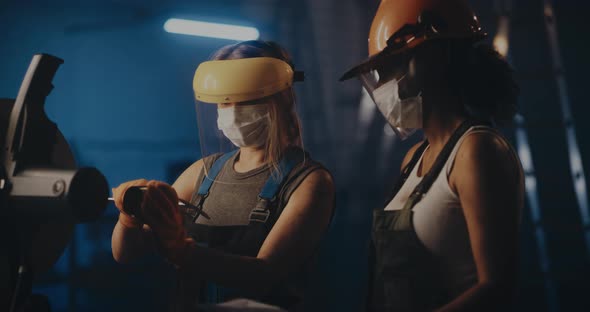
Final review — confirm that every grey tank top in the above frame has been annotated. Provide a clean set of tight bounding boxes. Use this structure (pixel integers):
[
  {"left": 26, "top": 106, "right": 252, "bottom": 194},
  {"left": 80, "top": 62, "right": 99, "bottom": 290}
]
[
  {"left": 190, "top": 148, "right": 324, "bottom": 227},
  {"left": 177, "top": 149, "right": 326, "bottom": 311}
]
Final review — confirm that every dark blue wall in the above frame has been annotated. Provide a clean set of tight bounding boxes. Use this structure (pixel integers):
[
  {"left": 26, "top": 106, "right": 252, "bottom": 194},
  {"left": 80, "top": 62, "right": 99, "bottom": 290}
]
[
  {"left": 1, "top": 1, "right": 275, "bottom": 311},
  {"left": 2, "top": 1, "right": 590, "bottom": 311}
]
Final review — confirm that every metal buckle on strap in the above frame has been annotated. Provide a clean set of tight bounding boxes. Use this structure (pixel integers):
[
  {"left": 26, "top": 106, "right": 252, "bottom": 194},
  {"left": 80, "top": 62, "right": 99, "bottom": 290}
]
[
  {"left": 249, "top": 197, "right": 271, "bottom": 223},
  {"left": 249, "top": 209, "right": 270, "bottom": 223},
  {"left": 403, "top": 191, "right": 424, "bottom": 211},
  {"left": 410, "top": 191, "right": 423, "bottom": 199},
  {"left": 187, "top": 193, "right": 208, "bottom": 223}
]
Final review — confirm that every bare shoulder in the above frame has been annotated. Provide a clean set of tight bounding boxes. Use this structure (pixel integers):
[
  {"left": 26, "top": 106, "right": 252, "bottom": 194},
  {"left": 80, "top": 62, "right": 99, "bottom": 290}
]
[
  {"left": 296, "top": 168, "right": 334, "bottom": 196},
  {"left": 456, "top": 131, "right": 520, "bottom": 171},
  {"left": 286, "top": 167, "right": 335, "bottom": 216},
  {"left": 280, "top": 167, "right": 334, "bottom": 231},
  {"left": 188, "top": 158, "right": 205, "bottom": 173},
  {"left": 175, "top": 159, "right": 205, "bottom": 183},
  {"left": 401, "top": 140, "right": 427, "bottom": 171},
  {"left": 452, "top": 130, "right": 523, "bottom": 191}
]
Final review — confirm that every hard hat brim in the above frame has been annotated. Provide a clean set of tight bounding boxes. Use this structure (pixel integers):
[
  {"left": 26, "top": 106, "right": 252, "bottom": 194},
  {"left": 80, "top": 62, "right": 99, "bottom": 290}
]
[
  {"left": 340, "top": 31, "right": 487, "bottom": 82},
  {"left": 339, "top": 37, "right": 426, "bottom": 81}
]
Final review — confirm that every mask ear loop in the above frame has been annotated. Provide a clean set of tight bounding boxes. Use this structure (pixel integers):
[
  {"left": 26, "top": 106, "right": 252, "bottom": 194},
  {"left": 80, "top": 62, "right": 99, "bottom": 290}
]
[
  {"left": 371, "top": 72, "right": 406, "bottom": 102},
  {"left": 397, "top": 73, "right": 407, "bottom": 83}
]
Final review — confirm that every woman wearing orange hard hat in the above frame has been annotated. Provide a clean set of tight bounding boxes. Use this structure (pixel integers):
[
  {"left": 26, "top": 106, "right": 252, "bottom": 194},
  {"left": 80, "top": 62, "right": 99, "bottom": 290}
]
[{"left": 341, "top": 0, "right": 524, "bottom": 311}]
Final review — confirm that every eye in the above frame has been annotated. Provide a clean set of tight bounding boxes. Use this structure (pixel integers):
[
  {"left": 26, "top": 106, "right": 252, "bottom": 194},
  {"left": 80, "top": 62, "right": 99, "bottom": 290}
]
[
  {"left": 218, "top": 103, "right": 236, "bottom": 109},
  {"left": 239, "top": 99, "right": 264, "bottom": 106}
]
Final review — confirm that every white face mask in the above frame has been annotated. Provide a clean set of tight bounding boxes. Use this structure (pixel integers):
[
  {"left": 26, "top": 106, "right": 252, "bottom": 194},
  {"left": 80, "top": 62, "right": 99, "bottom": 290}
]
[
  {"left": 372, "top": 76, "right": 423, "bottom": 134},
  {"left": 217, "top": 104, "right": 269, "bottom": 148}
]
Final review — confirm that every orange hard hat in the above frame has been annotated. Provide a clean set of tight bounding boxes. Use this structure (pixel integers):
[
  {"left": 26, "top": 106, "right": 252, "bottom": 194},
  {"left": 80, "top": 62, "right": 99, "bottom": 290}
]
[{"left": 340, "top": 0, "right": 486, "bottom": 81}]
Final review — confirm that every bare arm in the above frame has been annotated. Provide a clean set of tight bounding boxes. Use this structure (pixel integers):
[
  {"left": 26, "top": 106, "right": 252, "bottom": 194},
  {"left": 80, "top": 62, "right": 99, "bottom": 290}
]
[
  {"left": 436, "top": 132, "right": 524, "bottom": 312},
  {"left": 172, "top": 159, "right": 204, "bottom": 202},
  {"left": 111, "top": 160, "right": 204, "bottom": 263},
  {"left": 178, "top": 169, "right": 335, "bottom": 293}
]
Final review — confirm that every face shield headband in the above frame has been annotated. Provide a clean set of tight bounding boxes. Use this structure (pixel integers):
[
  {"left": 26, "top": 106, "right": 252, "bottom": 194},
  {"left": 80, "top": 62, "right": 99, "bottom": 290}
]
[{"left": 193, "top": 57, "right": 304, "bottom": 104}]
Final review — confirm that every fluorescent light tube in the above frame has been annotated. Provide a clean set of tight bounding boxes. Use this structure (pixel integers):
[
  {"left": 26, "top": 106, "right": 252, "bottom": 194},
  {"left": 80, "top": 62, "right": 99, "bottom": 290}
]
[{"left": 164, "top": 18, "right": 259, "bottom": 41}]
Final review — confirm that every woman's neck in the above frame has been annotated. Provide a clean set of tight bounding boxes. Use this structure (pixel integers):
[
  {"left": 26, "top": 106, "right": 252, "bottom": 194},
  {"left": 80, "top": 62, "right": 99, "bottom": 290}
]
[
  {"left": 234, "top": 146, "right": 267, "bottom": 173},
  {"left": 422, "top": 97, "right": 466, "bottom": 151}
]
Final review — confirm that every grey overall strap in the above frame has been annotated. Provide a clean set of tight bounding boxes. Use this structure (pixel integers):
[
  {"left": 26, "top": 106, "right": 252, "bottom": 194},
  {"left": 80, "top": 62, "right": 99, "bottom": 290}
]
[
  {"left": 385, "top": 140, "right": 430, "bottom": 205},
  {"left": 402, "top": 120, "right": 475, "bottom": 211}
]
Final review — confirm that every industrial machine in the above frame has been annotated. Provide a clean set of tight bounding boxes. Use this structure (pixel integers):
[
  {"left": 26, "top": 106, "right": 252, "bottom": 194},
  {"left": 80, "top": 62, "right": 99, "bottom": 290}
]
[{"left": 1, "top": 54, "right": 109, "bottom": 312}]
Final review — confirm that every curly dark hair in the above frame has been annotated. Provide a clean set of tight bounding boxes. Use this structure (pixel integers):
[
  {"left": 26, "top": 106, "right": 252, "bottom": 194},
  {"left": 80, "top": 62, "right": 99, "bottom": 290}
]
[{"left": 449, "top": 42, "right": 520, "bottom": 124}]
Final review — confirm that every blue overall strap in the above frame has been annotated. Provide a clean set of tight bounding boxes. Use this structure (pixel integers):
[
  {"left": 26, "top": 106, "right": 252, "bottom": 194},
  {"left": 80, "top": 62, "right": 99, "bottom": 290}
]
[
  {"left": 197, "top": 150, "right": 239, "bottom": 196},
  {"left": 258, "top": 151, "right": 302, "bottom": 200},
  {"left": 249, "top": 150, "right": 304, "bottom": 223}
]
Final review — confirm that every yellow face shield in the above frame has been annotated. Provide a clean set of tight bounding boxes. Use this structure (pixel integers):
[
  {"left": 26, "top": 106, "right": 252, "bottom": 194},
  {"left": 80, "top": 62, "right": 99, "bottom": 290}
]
[
  {"left": 192, "top": 56, "right": 304, "bottom": 186},
  {"left": 193, "top": 57, "right": 296, "bottom": 104}
]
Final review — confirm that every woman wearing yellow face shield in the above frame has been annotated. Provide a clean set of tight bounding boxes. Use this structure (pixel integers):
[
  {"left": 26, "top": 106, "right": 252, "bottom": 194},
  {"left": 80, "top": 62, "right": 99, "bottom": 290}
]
[{"left": 110, "top": 40, "right": 334, "bottom": 311}]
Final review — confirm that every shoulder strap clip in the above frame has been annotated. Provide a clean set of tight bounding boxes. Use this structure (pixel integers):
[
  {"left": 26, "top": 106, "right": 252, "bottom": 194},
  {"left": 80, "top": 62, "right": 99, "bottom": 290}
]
[
  {"left": 249, "top": 148, "right": 306, "bottom": 223},
  {"left": 249, "top": 197, "right": 271, "bottom": 223}
]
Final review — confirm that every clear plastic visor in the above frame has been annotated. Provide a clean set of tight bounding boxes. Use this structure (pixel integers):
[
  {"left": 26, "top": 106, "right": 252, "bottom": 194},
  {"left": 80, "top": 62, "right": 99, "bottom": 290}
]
[
  {"left": 195, "top": 99, "right": 267, "bottom": 186},
  {"left": 194, "top": 94, "right": 305, "bottom": 186},
  {"left": 358, "top": 70, "right": 419, "bottom": 140}
]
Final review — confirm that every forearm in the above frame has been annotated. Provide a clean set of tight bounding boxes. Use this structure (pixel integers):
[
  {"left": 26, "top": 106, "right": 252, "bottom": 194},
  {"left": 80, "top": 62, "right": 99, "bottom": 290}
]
[
  {"left": 111, "top": 221, "right": 154, "bottom": 263},
  {"left": 178, "top": 244, "right": 279, "bottom": 294},
  {"left": 435, "top": 281, "right": 513, "bottom": 312}
]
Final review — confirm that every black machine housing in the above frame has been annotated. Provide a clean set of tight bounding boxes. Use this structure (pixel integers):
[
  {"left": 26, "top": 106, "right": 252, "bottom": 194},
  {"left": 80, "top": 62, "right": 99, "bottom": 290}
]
[{"left": 1, "top": 54, "right": 109, "bottom": 311}]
